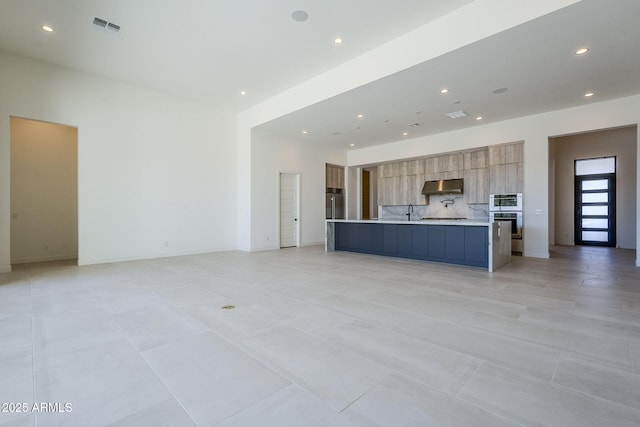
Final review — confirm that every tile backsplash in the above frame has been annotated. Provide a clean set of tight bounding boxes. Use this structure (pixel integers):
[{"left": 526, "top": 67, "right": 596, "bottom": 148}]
[{"left": 380, "top": 196, "right": 489, "bottom": 221}]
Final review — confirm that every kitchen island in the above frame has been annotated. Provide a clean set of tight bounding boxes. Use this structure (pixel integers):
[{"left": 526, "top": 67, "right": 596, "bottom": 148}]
[{"left": 325, "top": 219, "right": 511, "bottom": 272}]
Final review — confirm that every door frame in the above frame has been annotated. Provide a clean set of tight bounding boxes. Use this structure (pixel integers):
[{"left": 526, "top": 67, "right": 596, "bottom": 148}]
[{"left": 278, "top": 171, "right": 300, "bottom": 248}]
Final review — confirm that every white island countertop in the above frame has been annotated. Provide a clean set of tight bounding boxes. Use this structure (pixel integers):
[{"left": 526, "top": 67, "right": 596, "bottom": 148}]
[{"left": 326, "top": 219, "right": 491, "bottom": 226}]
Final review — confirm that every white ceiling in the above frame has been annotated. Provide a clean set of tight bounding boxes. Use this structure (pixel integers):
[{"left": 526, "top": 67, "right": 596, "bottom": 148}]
[
  {"left": 257, "top": 0, "right": 640, "bottom": 149},
  {"left": 1, "top": 1, "right": 639, "bottom": 152},
  {"left": 0, "top": 0, "right": 472, "bottom": 108}
]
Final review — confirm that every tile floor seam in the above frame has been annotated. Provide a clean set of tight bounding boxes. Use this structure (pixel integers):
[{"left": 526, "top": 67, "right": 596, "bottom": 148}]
[
  {"left": 550, "top": 379, "right": 640, "bottom": 416},
  {"left": 190, "top": 327, "right": 300, "bottom": 398},
  {"left": 453, "top": 362, "right": 481, "bottom": 398},
  {"left": 28, "top": 264, "right": 38, "bottom": 427},
  {"left": 208, "top": 383, "right": 293, "bottom": 426},
  {"left": 336, "top": 372, "right": 391, "bottom": 415},
  {"left": 452, "top": 393, "right": 528, "bottom": 427},
  {"left": 550, "top": 350, "right": 562, "bottom": 384},
  {"left": 109, "top": 312, "right": 201, "bottom": 427},
  {"left": 461, "top": 321, "right": 635, "bottom": 371}
]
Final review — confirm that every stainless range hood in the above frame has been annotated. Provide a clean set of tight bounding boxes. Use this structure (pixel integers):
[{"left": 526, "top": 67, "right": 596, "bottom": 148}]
[{"left": 421, "top": 178, "right": 464, "bottom": 195}]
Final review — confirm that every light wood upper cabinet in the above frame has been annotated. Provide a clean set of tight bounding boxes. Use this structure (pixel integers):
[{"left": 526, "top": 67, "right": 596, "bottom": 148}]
[
  {"left": 406, "top": 159, "right": 425, "bottom": 175},
  {"left": 375, "top": 144, "right": 519, "bottom": 206},
  {"left": 464, "top": 167, "right": 489, "bottom": 204},
  {"left": 505, "top": 143, "right": 523, "bottom": 164},
  {"left": 488, "top": 142, "right": 523, "bottom": 194},
  {"left": 489, "top": 164, "right": 507, "bottom": 195},
  {"left": 505, "top": 162, "right": 523, "bottom": 193},
  {"left": 326, "top": 164, "right": 345, "bottom": 189},
  {"left": 489, "top": 145, "right": 506, "bottom": 166},
  {"left": 407, "top": 174, "right": 426, "bottom": 205},
  {"left": 469, "top": 149, "right": 488, "bottom": 169}
]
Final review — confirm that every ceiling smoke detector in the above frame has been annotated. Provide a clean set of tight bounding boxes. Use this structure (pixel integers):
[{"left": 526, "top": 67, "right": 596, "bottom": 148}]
[
  {"left": 291, "top": 10, "right": 309, "bottom": 22},
  {"left": 92, "top": 17, "right": 121, "bottom": 35},
  {"left": 445, "top": 110, "right": 467, "bottom": 119}
]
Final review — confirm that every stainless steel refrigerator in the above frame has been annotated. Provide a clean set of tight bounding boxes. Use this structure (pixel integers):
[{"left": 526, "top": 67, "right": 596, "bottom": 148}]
[{"left": 326, "top": 189, "right": 345, "bottom": 219}]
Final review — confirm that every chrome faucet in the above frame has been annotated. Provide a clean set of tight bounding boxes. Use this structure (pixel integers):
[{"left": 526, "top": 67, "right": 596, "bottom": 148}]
[{"left": 406, "top": 204, "right": 414, "bottom": 221}]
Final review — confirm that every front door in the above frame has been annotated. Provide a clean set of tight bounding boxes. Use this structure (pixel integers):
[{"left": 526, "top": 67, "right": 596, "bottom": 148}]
[
  {"left": 574, "top": 157, "right": 616, "bottom": 247},
  {"left": 280, "top": 173, "right": 299, "bottom": 248}
]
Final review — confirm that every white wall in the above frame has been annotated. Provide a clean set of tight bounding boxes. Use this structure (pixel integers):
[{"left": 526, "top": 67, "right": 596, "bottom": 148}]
[
  {"left": 0, "top": 51, "right": 237, "bottom": 270},
  {"left": 250, "top": 129, "right": 346, "bottom": 251},
  {"left": 10, "top": 117, "right": 78, "bottom": 263},
  {"left": 552, "top": 126, "right": 637, "bottom": 248},
  {"left": 348, "top": 95, "right": 640, "bottom": 261}
]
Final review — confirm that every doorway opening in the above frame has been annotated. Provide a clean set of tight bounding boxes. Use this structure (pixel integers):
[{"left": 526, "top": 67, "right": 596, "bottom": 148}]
[
  {"left": 10, "top": 117, "right": 78, "bottom": 264},
  {"left": 574, "top": 157, "right": 616, "bottom": 247},
  {"left": 279, "top": 172, "right": 300, "bottom": 248},
  {"left": 360, "top": 167, "right": 378, "bottom": 220},
  {"left": 361, "top": 170, "right": 370, "bottom": 219}
]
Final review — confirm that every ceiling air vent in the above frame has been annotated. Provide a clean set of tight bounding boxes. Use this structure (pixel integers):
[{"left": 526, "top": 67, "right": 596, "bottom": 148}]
[
  {"left": 445, "top": 110, "right": 467, "bottom": 119},
  {"left": 92, "top": 17, "right": 107, "bottom": 29},
  {"left": 92, "top": 17, "right": 121, "bottom": 35}
]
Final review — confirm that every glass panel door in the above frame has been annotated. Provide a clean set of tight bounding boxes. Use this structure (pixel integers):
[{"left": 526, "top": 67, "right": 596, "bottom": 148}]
[{"left": 574, "top": 161, "right": 616, "bottom": 247}]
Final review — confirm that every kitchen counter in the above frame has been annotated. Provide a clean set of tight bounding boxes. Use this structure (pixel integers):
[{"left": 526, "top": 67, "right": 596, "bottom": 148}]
[
  {"left": 328, "top": 218, "right": 491, "bottom": 226},
  {"left": 326, "top": 219, "right": 511, "bottom": 272}
]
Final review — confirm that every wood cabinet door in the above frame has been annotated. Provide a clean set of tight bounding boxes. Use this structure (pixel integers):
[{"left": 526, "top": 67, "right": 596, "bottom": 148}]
[
  {"left": 489, "top": 145, "right": 506, "bottom": 166},
  {"left": 505, "top": 162, "right": 523, "bottom": 193},
  {"left": 489, "top": 164, "right": 507, "bottom": 194},
  {"left": 505, "top": 143, "right": 523, "bottom": 164}
]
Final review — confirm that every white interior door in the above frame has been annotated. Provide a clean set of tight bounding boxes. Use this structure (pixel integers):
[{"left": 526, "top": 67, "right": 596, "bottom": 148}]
[{"left": 280, "top": 173, "right": 299, "bottom": 248}]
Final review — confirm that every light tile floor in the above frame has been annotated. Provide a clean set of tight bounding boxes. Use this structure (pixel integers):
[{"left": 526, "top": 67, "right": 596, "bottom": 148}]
[{"left": 1, "top": 245, "right": 640, "bottom": 426}]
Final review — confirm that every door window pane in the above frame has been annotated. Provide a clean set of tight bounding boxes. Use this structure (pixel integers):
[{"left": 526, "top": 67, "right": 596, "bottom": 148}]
[
  {"left": 582, "top": 192, "right": 608, "bottom": 203},
  {"left": 582, "top": 218, "right": 608, "bottom": 229},
  {"left": 582, "top": 205, "right": 608, "bottom": 216},
  {"left": 582, "top": 179, "right": 608, "bottom": 191},
  {"left": 576, "top": 157, "right": 615, "bottom": 175},
  {"left": 582, "top": 231, "right": 609, "bottom": 242}
]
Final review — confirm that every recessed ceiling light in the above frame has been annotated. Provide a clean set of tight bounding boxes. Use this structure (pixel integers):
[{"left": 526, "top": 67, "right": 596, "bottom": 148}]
[
  {"left": 584, "top": 92, "right": 594, "bottom": 97},
  {"left": 302, "top": 130, "right": 308, "bottom": 134},
  {"left": 356, "top": 114, "right": 364, "bottom": 119},
  {"left": 440, "top": 88, "right": 449, "bottom": 94},
  {"left": 240, "top": 90, "right": 247, "bottom": 96},
  {"left": 414, "top": 111, "right": 422, "bottom": 115},
  {"left": 492, "top": 87, "right": 508, "bottom": 94},
  {"left": 453, "top": 100, "right": 461, "bottom": 104},
  {"left": 350, "top": 143, "right": 355, "bottom": 147},
  {"left": 383, "top": 119, "right": 390, "bottom": 123},
  {"left": 476, "top": 116, "right": 483, "bottom": 121},
  {"left": 291, "top": 10, "right": 309, "bottom": 22},
  {"left": 575, "top": 47, "right": 589, "bottom": 55},
  {"left": 402, "top": 132, "right": 408, "bottom": 136},
  {"left": 42, "top": 25, "right": 54, "bottom": 32},
  {"left": 409, "top": 123, "right": 420, "bottom": 127},
  {"left": 334, "top": 37, "right": 343, "bottom": 45}
]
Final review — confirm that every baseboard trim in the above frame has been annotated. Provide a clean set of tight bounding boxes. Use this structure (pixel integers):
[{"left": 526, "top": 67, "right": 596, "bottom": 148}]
[
  {"left": 523, "top": 251, "right": 550, "bottom": 259},
  {"left": 11, "top": 254, "right": 78, "bottom": 265},
  {"left": 78, "top": 247, "right": 237, "bottom": 266}
]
